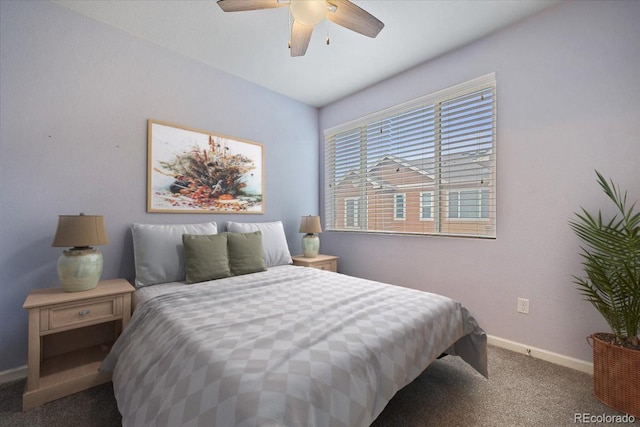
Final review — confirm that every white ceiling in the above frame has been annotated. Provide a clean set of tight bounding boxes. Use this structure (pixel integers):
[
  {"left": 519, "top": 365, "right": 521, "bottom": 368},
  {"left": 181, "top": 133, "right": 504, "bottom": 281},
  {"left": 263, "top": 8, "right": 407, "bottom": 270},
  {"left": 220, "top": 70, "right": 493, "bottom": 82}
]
[{"left": 53, "top": 0, "right": 558, "bottom": 107}]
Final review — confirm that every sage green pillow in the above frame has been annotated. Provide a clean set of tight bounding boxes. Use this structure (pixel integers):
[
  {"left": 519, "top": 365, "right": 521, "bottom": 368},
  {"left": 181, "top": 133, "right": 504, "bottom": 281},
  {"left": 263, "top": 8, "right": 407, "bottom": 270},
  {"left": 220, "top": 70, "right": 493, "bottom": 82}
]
[
  {"left": 182, "top": 233, "right": 231, "bottom": 283},
  {"left": 227, "top": 231, "right": 266, "bottom": 276}
]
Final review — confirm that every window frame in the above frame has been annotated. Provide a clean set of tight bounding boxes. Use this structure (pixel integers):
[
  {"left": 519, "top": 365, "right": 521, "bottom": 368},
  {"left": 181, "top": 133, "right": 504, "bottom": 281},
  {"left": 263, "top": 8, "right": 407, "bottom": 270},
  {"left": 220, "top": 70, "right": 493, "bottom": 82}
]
[
  {"left": 394, "top": 193, "right": 406, "bottom": 221},
  {"left": 419, "top": 191, "right": 435, "bottom": 222},
  {"left": 324, "top": 73, "right": 496, "bottom": 239},
  {"left": 344, "top": 197, "right": 360, "bottom": 229},
  {"left": 447, "top": 189, "right": 491, "bottom": 221}
]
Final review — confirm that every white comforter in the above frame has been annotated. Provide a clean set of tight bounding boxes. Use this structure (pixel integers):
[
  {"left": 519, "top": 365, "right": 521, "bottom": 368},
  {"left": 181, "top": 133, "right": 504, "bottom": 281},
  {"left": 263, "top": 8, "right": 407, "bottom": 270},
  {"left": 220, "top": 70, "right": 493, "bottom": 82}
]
[{"left": 101, "top": 266, "right": 487, "bottom": 427}]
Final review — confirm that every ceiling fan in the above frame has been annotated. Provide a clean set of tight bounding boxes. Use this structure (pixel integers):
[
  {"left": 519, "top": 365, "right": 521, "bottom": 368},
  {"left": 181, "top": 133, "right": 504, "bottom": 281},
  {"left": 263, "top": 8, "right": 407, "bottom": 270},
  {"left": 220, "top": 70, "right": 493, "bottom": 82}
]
[{"left": 217, "top": 0, "right": 384, "bottom": 57}]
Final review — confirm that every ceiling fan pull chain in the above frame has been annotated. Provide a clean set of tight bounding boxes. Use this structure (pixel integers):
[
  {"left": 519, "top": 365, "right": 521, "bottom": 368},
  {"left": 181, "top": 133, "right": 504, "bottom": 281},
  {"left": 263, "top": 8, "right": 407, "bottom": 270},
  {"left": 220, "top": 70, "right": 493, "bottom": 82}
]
[
  {"left": 326, "top": 20, "right": 331, "bottom": 45},
  {"left": 288, "top": 5, "right": 292, "bottom": 50}
]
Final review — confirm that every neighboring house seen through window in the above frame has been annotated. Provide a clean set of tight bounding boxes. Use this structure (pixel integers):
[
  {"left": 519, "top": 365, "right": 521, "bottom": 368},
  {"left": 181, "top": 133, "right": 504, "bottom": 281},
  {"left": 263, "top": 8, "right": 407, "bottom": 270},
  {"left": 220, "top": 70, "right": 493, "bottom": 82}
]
[{"left": 324, "top": 74, "right": 496, "bottom": 238}]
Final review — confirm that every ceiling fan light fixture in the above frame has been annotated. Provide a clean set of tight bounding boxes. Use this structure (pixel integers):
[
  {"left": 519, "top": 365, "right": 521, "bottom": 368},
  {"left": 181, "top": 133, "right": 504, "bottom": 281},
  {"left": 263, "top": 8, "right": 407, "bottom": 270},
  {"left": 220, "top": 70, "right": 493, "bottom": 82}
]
[
  {"left": 217, "top": 0, "right": 383, "bottom": 57},
  {"left": 290, "top": 0, "right": 327, "bottom": 26}
]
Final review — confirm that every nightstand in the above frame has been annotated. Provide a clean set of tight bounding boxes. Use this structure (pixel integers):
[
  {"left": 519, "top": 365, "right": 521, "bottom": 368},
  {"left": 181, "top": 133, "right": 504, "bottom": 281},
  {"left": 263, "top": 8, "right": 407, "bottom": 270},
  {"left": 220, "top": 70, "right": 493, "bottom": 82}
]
[
  {"left": 22, "top": 278, "right": 134, "bottom": 410},
  {"left": 291, "top": 254, "right": 338, "bottom": 272}
]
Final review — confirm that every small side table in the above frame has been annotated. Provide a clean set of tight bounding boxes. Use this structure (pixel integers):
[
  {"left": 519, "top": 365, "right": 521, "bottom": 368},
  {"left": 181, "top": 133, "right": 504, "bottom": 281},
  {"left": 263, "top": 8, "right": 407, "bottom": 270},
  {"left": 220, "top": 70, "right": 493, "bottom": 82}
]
[
  {"left": 291, "top": 254, "right": 338, "bottom": 272},
  {"left": 22, "top": 278, "right": 134, "bottom": 410}
]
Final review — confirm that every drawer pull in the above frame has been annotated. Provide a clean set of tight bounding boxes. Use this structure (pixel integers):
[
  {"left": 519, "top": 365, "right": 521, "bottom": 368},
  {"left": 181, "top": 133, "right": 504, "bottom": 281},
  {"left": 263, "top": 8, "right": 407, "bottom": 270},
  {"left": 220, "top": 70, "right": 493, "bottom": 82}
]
[{"left": 78, "top": 309, "right": 90, "bottom": 317}]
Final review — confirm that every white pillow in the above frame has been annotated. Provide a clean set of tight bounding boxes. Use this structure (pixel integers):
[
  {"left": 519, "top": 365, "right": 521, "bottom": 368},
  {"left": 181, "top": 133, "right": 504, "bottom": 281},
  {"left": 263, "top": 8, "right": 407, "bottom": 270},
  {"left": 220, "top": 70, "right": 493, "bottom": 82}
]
[
  {"left": 226, "top": 221, "right": 292, "bottom": 267},
  {"left": 132, "top": 222, "right": 217, "bottom": 287}
]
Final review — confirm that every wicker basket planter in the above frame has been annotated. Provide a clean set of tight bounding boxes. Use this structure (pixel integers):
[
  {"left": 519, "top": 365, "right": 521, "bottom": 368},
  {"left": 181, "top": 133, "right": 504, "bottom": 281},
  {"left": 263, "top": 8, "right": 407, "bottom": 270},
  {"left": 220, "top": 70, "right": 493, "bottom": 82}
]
[{"left": 589, "top": 333, "right": 640, "bottom": 417}]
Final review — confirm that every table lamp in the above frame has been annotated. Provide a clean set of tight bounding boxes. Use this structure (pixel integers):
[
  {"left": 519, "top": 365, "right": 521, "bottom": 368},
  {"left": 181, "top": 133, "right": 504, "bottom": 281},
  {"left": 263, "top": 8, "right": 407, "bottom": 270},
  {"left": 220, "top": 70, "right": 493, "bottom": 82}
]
[
  {"left": 299, "top": 215, "right": 322, "bottom": 258},
  {"left": 52, "top": 213, "right": 109, "bottom": 292}
]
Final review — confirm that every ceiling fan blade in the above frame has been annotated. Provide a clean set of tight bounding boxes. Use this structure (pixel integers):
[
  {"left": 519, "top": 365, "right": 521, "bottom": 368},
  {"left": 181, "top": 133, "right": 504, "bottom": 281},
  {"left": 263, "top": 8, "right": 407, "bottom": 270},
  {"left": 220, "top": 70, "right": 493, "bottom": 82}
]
[
  {"left": 217, "top": 0, "right": 287, "bottom": 12},
  {"left": 290, "top": 20, "right": 314, "bottom": 57},
  {"left": 326, "top": 0, "right": 384, "bottom": 38}
]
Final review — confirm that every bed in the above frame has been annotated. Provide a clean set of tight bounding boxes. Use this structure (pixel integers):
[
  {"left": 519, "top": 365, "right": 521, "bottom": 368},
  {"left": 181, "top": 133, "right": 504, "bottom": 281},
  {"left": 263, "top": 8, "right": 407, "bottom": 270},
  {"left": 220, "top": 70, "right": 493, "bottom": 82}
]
[{"left": 101, "top": 221, "right": 487, "bottom": 427}]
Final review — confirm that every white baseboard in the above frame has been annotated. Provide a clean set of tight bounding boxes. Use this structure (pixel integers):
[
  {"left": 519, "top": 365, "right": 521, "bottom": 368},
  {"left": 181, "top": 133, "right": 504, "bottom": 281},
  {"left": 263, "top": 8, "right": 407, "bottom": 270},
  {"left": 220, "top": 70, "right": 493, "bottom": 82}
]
[
  {"left": 488, "top": 335, "right": 593, "bottom": 375},
  {"left": 0, "top": 365, "right": 27, "bottom": 385}
]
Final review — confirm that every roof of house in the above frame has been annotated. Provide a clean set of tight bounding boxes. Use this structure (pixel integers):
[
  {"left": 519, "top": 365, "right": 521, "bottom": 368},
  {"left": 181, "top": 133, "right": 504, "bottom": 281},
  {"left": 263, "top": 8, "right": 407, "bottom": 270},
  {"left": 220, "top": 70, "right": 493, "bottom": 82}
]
[{"left": 335, "top": 151, "right": 492, "bottom": 190}]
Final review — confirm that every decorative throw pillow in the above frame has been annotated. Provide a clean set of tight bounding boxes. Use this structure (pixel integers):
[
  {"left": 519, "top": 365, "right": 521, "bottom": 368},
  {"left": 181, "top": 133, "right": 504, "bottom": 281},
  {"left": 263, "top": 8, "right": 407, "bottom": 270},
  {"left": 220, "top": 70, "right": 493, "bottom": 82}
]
[
  {"left": 131, "top": 222, "right": 218, "bottom": 287},
  {"left": 226, "top": 231, "right": 266, "bottom": 276},
  {"left": 226, "top": 221, "right": 292, "bottom": 267},
  {"left": 182, "top": 233, "right": 231, "bottom": 283}
]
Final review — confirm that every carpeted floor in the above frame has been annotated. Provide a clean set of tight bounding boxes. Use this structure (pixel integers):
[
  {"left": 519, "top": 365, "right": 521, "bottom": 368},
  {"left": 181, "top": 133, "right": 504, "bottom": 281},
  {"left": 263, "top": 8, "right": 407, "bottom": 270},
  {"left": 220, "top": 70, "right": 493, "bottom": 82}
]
[{"left": 0, "top": 345, "right": 635, "bottom": 426}]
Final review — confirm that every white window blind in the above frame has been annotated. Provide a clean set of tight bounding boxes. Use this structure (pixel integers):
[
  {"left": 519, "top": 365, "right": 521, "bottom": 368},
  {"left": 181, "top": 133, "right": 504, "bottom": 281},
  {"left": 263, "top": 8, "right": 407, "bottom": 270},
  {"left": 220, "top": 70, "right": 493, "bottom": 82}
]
[{"left": 324, "top": 74, "right": 496, "bottom": 238}]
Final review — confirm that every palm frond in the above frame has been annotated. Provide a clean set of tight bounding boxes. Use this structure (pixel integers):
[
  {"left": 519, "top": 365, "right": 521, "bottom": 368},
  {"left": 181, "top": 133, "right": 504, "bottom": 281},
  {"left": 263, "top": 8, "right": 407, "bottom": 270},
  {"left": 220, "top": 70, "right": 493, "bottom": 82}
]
[{"left": 570, "top": 171, "right": 640, "bottom": 340}]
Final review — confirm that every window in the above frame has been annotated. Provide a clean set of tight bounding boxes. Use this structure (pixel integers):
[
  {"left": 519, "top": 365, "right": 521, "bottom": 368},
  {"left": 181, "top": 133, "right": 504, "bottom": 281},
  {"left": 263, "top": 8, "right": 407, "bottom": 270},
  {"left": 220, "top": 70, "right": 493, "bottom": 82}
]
[
  {"left": 324, "top": 74, "right": 496, "bottom": 238},
  {"left": 344, "top": 197, "right": 359, "bottom": 228},
  {"left": 420, "top": 191, "right": 434, "bottom": 220},
  {"left": 448, "top": 189, "right": 490, "bottom": 219},
  {"left": 394, "top": 193, "right": 406, "bottom": 220}
]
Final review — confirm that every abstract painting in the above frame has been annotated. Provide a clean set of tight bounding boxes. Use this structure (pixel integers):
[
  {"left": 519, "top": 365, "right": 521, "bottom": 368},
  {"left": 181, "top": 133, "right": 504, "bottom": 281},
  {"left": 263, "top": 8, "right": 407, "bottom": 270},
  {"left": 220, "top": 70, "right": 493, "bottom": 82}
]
[{"left": 147, "top": 120, "right": 264, "bottom": 213}]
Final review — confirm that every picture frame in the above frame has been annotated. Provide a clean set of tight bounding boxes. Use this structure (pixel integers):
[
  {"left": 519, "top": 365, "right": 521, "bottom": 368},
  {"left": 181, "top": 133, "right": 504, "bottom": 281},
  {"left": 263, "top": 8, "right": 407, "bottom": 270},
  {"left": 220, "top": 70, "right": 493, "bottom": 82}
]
[{"left": 147, "top": 119, "right": 264, "bottom": 214}]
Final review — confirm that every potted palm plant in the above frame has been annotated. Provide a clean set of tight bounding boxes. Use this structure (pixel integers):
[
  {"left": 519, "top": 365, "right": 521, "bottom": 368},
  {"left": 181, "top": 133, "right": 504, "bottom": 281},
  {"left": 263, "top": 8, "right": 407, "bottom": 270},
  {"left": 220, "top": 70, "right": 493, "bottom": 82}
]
[{"left": 570, "top": 171, "right": 640, "bottom": 417}]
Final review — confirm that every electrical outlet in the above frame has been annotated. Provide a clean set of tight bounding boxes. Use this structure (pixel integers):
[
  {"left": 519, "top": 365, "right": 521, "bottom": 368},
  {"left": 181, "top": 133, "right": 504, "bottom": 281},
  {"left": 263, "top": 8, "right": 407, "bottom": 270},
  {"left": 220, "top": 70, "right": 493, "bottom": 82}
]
[{"left": 517, "top": 298, "right": 530, "bottom": 314}]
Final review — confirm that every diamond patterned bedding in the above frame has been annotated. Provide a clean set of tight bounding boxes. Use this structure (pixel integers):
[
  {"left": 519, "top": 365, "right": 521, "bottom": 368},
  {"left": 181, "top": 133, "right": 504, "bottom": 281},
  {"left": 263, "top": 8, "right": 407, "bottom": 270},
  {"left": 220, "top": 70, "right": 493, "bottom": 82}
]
[{"left": 101, "top": 265, "right": 487, "bottom": 427}]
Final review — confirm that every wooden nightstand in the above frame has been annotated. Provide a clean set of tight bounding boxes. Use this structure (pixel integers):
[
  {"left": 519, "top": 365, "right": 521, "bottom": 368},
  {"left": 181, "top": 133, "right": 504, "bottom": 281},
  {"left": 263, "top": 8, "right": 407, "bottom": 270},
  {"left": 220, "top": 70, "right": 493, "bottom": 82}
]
[
  {"left": 22, "top": 278, "right": 134, "bottom": 410},
  {"left": 291, "top": 254, "right": 338, "bottom": 272}
]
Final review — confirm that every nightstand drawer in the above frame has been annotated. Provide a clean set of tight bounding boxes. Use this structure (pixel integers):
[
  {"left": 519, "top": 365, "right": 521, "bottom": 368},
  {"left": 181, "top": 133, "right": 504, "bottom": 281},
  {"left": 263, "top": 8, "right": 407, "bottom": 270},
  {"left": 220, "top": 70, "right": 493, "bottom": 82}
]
[
  {"left": 313, "top": 261, "right": 335, "bottom": 271},
  {"left": 41, "top": 296, "right": 122, "bottom": 333}
]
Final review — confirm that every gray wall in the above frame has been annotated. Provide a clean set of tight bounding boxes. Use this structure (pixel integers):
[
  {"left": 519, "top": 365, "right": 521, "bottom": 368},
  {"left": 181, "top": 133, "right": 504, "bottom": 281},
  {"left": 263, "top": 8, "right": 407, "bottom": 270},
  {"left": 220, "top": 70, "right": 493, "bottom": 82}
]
[
  {"left": 0, "top": 1, "right": 319, "bottom": 372},
  {"left": 319, "top": 0, "right": 640, "bottom": 363}
]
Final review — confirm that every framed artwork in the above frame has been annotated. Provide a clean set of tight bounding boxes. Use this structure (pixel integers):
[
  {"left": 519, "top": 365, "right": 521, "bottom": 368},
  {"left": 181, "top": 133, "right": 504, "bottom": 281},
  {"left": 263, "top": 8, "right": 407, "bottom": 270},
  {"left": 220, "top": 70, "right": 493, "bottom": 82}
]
[{"left": 147, "top": 120, "right": 264, "bottom": 213}]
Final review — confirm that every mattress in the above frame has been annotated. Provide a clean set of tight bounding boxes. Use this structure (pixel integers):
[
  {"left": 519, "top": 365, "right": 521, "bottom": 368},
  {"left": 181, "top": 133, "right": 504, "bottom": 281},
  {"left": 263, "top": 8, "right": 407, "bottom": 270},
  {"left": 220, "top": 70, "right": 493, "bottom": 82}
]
[{"left": 102, "top": 265, "right": 487, "bottom": 426}]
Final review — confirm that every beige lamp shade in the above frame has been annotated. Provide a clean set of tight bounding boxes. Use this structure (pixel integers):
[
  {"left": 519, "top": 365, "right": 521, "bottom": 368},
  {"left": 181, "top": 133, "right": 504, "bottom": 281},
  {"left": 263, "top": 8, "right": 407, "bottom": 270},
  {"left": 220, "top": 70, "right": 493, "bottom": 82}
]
[
  {"left": 52, "top": 213, "right": 109, "bottom": 248},
  {"left": 52, "top": 213, "right": 108, "bottom": 292},
  {"left": 299, "top": 216, "right": 322, "bottom": 234}
]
